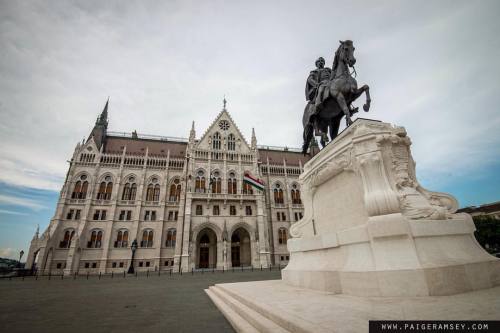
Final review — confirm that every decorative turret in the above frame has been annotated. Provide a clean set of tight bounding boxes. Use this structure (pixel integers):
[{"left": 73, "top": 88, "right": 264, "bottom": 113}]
[
  {"left": 189, "top": 121, "right": 196, "bottom": 144},
  {"left": 309, "top": 136, "right": 320, "bottom": 156},
  {"left": 32, "top": 224, "right": 39, "bottom": 240},
  {"left": 251, "top": 127, "right": 257, "bottom": 150},
  {"left": 87, "top": 98, "right": 109, "bottom": 150}
]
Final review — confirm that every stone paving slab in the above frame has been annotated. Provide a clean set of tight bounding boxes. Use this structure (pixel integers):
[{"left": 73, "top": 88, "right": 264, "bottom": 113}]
[{"left": 0, "top": 270, "right": 281, "bottom": 333}]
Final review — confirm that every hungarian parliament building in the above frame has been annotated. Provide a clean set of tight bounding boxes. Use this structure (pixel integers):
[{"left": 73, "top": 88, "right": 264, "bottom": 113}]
[{"left": 25, "top": 100, "right": 313, "bottom": 274}]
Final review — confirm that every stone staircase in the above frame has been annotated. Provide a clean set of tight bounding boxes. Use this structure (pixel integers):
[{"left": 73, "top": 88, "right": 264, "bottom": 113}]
[{"left": 205, "top": 284, "right": 328, "bottom": 333}]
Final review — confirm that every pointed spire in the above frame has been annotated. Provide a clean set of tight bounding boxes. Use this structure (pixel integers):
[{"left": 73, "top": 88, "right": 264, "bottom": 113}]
[
  {"left": 33, "top": 224, "right": 39, "bottom": 240},
  {"left": 251, "top": 127, "right": 257, "bottom": 150},
  {"left": 97, "top": 97, "right": 109, "bottom": 126},
  {"left": 189, "top": 121, "right": 196, "bottom": 143},
  {"left": 222, "top": 95, "right": 227, "bottom": 111},
  {"left": 88, "top": 98, "right": 109, "bottom": 149}
]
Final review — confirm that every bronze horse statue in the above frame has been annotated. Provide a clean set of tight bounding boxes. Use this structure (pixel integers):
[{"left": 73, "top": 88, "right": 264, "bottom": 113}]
[{"left": 302, "top": 40, "right": 371, "bottom": 154}]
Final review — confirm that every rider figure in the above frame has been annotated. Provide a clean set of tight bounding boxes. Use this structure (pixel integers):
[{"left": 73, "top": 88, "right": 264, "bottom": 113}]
[{"left": 305, "top": 57, "right": 331, "bottom": 110}]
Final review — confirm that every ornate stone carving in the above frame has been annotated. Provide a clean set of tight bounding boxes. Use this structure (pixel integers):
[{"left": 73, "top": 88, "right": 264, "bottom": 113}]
[
  {"left": 356, "top": 151, "right": 400, "bottom": 217},
  {"left": 290, "top": 153, "right": 352, "bottom": 237},
  {"left": 377, "top": 131, "right": 455, "bottom": 220}
]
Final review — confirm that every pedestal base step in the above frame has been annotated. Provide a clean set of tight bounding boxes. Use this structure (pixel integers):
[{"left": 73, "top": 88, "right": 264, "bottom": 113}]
[
  {"left": 206, "top": 284, "right": 295, "bottom": 333},
  {"left": 206, "top": 280, "right": 500, "bottom": 333}
]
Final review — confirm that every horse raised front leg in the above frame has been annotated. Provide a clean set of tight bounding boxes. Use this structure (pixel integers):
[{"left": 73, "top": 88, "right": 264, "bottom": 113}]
[{"left": 335, "top": 92, "right": 353, "bottom": 126}]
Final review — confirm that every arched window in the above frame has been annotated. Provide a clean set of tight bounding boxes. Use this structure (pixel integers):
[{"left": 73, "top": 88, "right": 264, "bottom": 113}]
[
  {"left": 105, "top": 182, "right": 113, "bottom": 200},
  {"left": 146, "top": 178, "right": 160, "bottom": 202},
  {"left": 169, "top": 179, "right": 181, "bottom": 202},
  {"left": 146, "top": 184, "right": 154, "bottom": 201},
  {"left": 228, "top": 133, "right": 236, "bottom": 151},
  {"left": 227, "top": 172, "right": 237, "bottom": 194},
  {"left": 59, "top": 229, "right": 75, "bottom": 248},
  {"left": 71, "top": 181, "right": 81, "bottom": 199},
  {"left": 141, "top": 229, "right": 154, "bottom": 248},
  {"left": 291, "top": 184, "right": 302, "bottom": 204},
  {"left": 273, "top": 184, "right": 284, "bottom": 204},
  {"left": 166, "top": 229, "right": 176, "bottom": 248},
  {"left": 114, "top": 230, "right": 129, "bottom": 248},
  {"left": 195, "top": 170, "right": 206, "bottom": 193},
  {"left": 211, "top": 171, "right": 221, "bottom": 194},
  {"left": 278, "top": 228, "right": 288, "bottom": 245},
  {"left": 213, "top": 132, "right": 221, "bottom": 150},
  {"left": 97, "top": 176, "right": 113, "bottom": 200},
  {"left": 80, "top": 181, "right": 88, "bottom": 199},
  {"left": 130, "top": 183, "right": 137, "bottom": 200},
  {"left": 97, "top": 182, "right": 106, "bottom": 199},
  {"left": 72, "top": 175, "right": 89, "bottom": 199},
  {"left": 153, "top": 184, "right": 160, "bottom": 201},
  {"left": 88, "top": 230, "right": 103, "bottom": 248},
  {"left": 122, "top": 183, "right": 131, "bottom": 200}
]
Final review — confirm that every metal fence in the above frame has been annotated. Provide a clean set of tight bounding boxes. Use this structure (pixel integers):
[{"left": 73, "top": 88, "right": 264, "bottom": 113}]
[{"left": 0, "top": 264, "right": 285, "bottom": 281}]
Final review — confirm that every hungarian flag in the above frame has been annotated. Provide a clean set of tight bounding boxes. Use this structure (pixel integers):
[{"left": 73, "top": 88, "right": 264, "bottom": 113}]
[{"left": 244, "top": 172, "right": 265, "bottom": 191}]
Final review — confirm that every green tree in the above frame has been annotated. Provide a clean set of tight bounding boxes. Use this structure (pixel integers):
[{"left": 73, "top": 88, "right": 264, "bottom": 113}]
[{"left": 473, "top": 215, "right": 500, "bottom": 254}]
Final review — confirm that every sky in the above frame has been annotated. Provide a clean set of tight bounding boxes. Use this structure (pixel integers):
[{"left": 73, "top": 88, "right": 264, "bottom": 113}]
[{"left": 0, "top": 0, "right": 499, "bottom": 260}]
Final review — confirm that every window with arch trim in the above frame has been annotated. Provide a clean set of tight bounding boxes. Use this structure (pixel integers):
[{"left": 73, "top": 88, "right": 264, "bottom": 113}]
[
  {"left": 227, "top": 133, "right": 236, "bottom": 151},
  {"left": 114, "top": 230, "right": 129, "bottom": 248},
  {"left": 169, "top": 179, "right": 182, "bottom": 202},
  {"left": 211, "top": 171, "right": 222, "bottom": 194},
  {"left": 165, "top": 229, "right": 176, "bottom": 248},
  {"left": 278, "top": 228, "right": 288, "bottom": 245},
  {"left": 195, "top": 170, "right": 206, "bottom": 193},
  {"left": 88, "top": 230, "right": 103, "bottom": 248},
  {"left": 97, "top": 176, "right": 113, "bottom": 200},
  {"left": 291, "top": 184, "right": 302, "bottom": 204},
  {"left": 122, "top": 182, "right": 137, "bottom": 200},
  {"left": 141, "top": 229, "right": 154, "bottom": 248},
  {"left": 146, "top": 184, "right": 160, "bottom": 202},
  {"left": 212, "top": 132, "right": 221, "bottom": 150},
  {"left": 273, "top": 184, "right": 284, "bottom": 204},
  {"left": 227, "top": 172, "right": 237, "bottom": 194},
  {"left": 59, "top": 229, "right": 75, "bottom": 248},
  {"left": 71, "top": 176, "right": 89, "bottom": 199}
]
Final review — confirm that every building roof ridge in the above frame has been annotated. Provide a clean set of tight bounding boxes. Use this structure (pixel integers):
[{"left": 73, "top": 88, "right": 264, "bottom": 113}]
[{"left": 107, "top": 131, "right": 188, "bottom": 143}]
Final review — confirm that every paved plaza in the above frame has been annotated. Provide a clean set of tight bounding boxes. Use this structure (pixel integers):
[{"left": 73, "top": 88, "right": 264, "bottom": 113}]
[{"left": 0, "top": 269, "right": 281, "bottom": 333}]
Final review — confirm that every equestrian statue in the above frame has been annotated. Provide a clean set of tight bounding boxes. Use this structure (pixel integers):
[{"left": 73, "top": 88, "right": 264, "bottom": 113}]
[{"left": 302, "top": 40, "right": 371, "bottom": 155}]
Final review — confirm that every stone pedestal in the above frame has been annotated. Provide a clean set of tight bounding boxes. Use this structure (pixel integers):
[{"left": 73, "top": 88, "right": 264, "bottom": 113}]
[
  {"left": 207, "top": 119, "right": 500, "bottom": 332},
  {"left": 282, "top": 119, "right": 499, "bottom": 296}
]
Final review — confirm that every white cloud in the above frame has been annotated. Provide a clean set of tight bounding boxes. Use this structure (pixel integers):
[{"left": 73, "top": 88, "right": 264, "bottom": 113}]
[
  {"left": 0, "top": 209, "right": 30, "bottom": 216},
  {"left": 0, "top": 194, "right": 45, "bottom": 211},
  {"left": 0, "top": 247, "right": 20, "bottom": 260}
]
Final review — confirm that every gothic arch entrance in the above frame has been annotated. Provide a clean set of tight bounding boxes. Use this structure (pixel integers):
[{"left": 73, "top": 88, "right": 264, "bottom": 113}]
[
  {"left": 197, "top": 228, "right": 217, "bottom": 269},
  {"left": 231, "top": 228, "right": 251, "bottom": 267}
]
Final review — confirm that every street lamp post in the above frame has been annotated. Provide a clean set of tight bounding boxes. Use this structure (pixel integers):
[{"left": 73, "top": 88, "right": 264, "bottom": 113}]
[
  {"left": 18, "top": 250, "right": 24, "bottom": 268},
  {"left": 128, "top": 239, "right": 138, "bottom": 274}
]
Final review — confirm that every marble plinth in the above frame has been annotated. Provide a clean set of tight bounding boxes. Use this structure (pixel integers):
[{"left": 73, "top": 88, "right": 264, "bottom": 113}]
[{"left": 282, "top": 119, "right": 499, "bottom": 296}]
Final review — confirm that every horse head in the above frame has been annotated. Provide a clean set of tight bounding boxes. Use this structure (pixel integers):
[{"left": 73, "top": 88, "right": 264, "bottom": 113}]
[{"left": 336, "top": 40, "right": 356, "bottom": 68}]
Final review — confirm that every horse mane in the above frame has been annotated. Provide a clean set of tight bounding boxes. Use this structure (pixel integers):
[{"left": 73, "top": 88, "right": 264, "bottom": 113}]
[
  {"left": 331, "top": 44, "right": 342, "bottom": 77},
  {"left": 331, "top": 40, "right": 353, "bottom": 78}
]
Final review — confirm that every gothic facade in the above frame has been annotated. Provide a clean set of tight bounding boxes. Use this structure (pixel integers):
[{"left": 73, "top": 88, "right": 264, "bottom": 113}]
[{"left": 25, "top": 101, "right": 312, "bottom": 274}]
